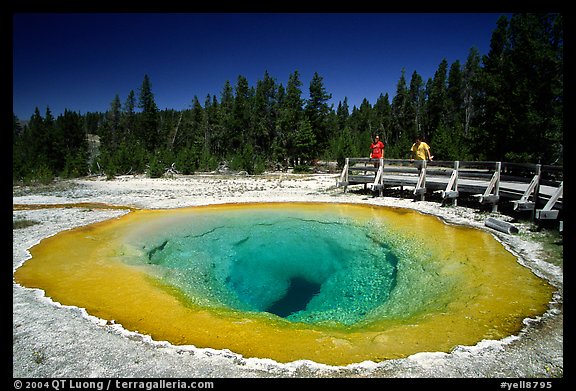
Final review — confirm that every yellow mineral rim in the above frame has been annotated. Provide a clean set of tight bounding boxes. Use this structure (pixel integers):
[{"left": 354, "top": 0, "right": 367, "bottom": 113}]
[{"left": 14, "top": 202, "right": 554, "bottom": 365}]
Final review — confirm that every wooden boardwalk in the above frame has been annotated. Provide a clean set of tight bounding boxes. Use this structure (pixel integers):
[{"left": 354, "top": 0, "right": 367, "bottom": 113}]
[{"left": 337, "top": 158, "right": 563, "bottom": 221}]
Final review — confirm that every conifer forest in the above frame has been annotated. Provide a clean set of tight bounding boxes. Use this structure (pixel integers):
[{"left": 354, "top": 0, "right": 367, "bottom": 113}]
[{"left": 13, "top": 14, "right": 563, "bottom": 182}]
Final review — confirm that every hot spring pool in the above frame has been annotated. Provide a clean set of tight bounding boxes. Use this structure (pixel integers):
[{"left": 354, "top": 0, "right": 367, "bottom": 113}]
[{"left": 14, "top": 202, "right": 554, "bottom": 365}]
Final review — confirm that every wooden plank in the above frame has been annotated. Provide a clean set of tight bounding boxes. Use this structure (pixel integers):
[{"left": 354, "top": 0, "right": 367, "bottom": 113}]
[
  {"left": 442, "top": 190, "right": 459, "bottom": 199},
  {"left": 541, "top": 182, "right": 563, "bottom": 211},
  {"left": 480, "top": 195, "right": 500, "bottom": 204},
  {"left": 513, "top": 201, "right": 535, "bottom": 211},
  {"left": 458, "top": 171, "right": 497, "bottom": 180},
  {"left": 535, "top": 210, "right": 560, "bottom": 220},
  {"left": 412, "top": 167, "right": 427, "bottom": 199},
  {"left": 534, "top": 181, "right": 563, "bottom": 220},
  {"left": 348, "top": 175, "right": 374, "bottom": 185},
  {"left": 348, "top": 166, "right": 380, "bottom": 172},
  {"left": 338, "top": 160, "right": 349, "bottom": 184}
]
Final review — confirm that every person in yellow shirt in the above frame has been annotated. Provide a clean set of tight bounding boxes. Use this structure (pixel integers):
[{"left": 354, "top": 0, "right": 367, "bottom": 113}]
[{"left": 410, "top": 136, "right": 433, "bottom": 171}]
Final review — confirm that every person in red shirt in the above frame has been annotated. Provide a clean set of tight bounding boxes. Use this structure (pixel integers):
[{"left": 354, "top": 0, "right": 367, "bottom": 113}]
[{"left": 369, "top": 135, "right": 385, "bottom": 167}]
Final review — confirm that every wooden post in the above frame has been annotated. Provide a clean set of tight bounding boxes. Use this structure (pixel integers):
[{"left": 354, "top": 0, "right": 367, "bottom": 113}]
[
  {"left": 377, "top": 158, "right": 384, "bottom": 196},
  {"left": 480, "top": 161, "right": 500, "bottom": 212},
  {"left": 493, "top": 161, "right": 501, "bottom": 212},
  {"left": 414, "top": 160, "right": 427, "bottom": 201},
  {"left": 453, "top": 160, "right": 459, "bottom": 206},
  {"left": 531, "top": 164, "right": 541, "bottom": 223},
  {"left": 337, "top": 158, "right": 350, "bottom": 193},
  {"left": 421, "top": 160, "right": 427, "bottom": 201},
  {"left": 442, "top": 161, "right": 460, "bottom": 206},
  {"left": 535, "top": 181, "right": 562, "bottom": 220},
  {"left": 513, "top": 163, "right": 541, "bottom": 214},
  {"left": 344, "top": 158, "right": 349, "bottom": 193}
]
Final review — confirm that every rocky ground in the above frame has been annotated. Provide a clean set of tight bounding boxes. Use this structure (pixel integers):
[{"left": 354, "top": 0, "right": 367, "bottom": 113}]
[{"left": 12, "top": 173, "right": 563, "bottom": 381}]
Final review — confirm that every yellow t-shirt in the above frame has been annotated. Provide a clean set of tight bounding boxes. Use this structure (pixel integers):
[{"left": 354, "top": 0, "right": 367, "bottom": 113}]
[{"left": 411, "top": 142, "right": 430, "bottom": 160}]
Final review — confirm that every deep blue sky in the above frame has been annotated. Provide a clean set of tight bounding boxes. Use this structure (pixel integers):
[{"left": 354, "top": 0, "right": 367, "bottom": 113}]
[{"left": 13, "top": 13, "right": 507, "bottom": 120}]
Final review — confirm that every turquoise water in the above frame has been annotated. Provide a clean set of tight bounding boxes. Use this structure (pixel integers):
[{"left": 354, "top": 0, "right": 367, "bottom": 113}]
[
  {"left": 143, "top": 208, "right": 399, "bottom": 326},
  {"left": 16, "top": 202, "right": 555, "bottom": 364}
]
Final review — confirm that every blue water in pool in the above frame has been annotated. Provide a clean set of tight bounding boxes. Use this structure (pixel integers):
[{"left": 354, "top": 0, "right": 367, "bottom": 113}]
[{"left": 144, "top": 208, "right": 398, "bottom": 326}]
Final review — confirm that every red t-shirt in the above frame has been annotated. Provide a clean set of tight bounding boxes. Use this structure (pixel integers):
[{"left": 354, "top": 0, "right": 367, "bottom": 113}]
[{"left": 370, "top": 141, "right": 384, "bottom": 158}]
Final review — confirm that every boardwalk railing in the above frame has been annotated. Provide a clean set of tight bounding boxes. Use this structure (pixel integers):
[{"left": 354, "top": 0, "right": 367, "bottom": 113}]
[
  {"left": 338, "top": 157, "right": 385, "bottom": 195},
  {"left": 336, "top": 158, "right": 563, "bottom": 221}
]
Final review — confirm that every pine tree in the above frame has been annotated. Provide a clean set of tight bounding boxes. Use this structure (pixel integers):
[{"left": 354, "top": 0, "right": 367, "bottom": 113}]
[
  {"left": 13, "top": 114, "right": 26, "bottom": 181},
  {"left": 191, "top": 96, "right": 205, "bottom": 153},
  {"left": 107, "top": 94, "right": 122, "bottom": 150},
  {"left": 252, "top": 70, "right": 277, "bottom": 154},
  {"left": 270, "top": 84, "right": 287, "bottom": 166},
  {"left": 43, "top": 107, "right": 59, "bottom": 172},
  {"left": 425, "top": 58, "right": 449, "bottom": 142},
  {"left": 462, "top": 47, "right": 482, "bottom": 141},
  {"left": 336, "top": 98, "right": 350, "bottom": 132},
  {"left": 438, "top": 60, "right": 464, "bottom": 160},
  {"left": 407, "top": 71, "right": 425, "bottom": 143},
  {"left": 57, "top": 109, "right": 88, "bottom": 177},
  {"left": 373, "top": 93, "right": 393, "bottom": 157},
  {"left": 232, "top": 75, "right": 251, "bottom": 149},
  {"left": 27, "top": 108, "right": 45, "bottom": 169},
  {"left": 294, "top": 118, "right": 316, "bottom": 165},
  {"left": 137, "top": 74, "right": 159, "bottom": 151},
  {"left": 218, "top": 80, "right": 235, "bottom": 157},
  {"left": 447, "top": 60, "right": 464, "bottom": 131},
  {"left": 305, "top": 72, "right": 332, "bottom": 155},
  {"left": 335, "top": 126, "right": 354, "bottom": 169},
  {"left": 356, "top": 98, "right": 374, "bottom": 150},
  {"left": 121, "top": 90, "right": 136, "bottom": 141},
  {"left": 204, "top": 94, "right": 220, "bottom": 158},
  {"left": 391, "top": 68, "right": 409, "bottom": 145},
  {"left": 279, "top": 70, "right": 304, "bottom": 164},
  {"left": 504, "top": 13, "right": 563, "bottom": 163},
  {"left": 476, "top": 15, "right": 511, "bottom": 161}
]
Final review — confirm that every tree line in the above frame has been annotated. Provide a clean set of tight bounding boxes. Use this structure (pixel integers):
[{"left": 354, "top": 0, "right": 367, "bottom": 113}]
[{"left": 13, "top": 13, "right": 563, "bottom": 183}]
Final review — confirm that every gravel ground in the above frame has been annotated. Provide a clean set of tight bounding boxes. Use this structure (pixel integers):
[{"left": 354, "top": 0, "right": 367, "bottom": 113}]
[{"left": 12, "top": 174, "right": 563, "bottom": 381}]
